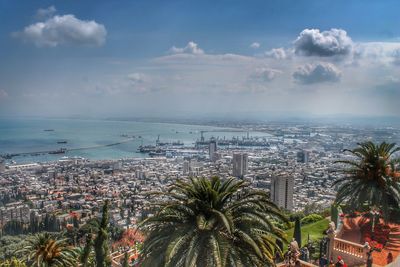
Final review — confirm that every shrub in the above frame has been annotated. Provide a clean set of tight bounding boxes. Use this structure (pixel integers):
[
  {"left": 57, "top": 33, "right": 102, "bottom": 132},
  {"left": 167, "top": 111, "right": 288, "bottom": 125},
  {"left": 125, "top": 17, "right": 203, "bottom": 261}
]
[
  {"left": 301, "top": 214, "right": 323, "bottom": 225},
  {"left": 287, "top": 211, "right": 305, "bottom": 221}
]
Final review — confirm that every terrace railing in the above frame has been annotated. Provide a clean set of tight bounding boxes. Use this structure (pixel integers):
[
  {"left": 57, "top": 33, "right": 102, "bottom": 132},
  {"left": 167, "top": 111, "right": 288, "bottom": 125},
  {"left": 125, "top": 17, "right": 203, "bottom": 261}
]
[
  {"left": 111, "top": 248, "right": 137, "bottom": 267},
  {"left": 276, "top": 260, "right": 318, "bottom": 267},
  {"left": 333, "top": 237, "right": 365, "bottom": 259}
]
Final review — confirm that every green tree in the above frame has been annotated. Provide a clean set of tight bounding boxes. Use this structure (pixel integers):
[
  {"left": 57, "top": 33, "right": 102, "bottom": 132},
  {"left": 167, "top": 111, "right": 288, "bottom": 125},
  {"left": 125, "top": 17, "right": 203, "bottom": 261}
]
[
  {"left": 293, "top": 217, "right": 302, "bottom": 248},
  {"left": 81, "top": 234, "right": 94, "bottom": 267},
  {"left": 94, "top": 200, "right": 111, "bottom": 267},
  {"left": 139, "top": 176, "right": 288, "bottom": 267},
  {"left": 330, "top": 204, "right": 339, "bottom": 227},
  {"left": 334, "top": 141, "right": 400, "bottom": 222},
  {"left": 122, "top": 252, "right": 129, "bottom": 267},
  {"left": 18, "top": 232, "right": 78, "bottom": 266}
]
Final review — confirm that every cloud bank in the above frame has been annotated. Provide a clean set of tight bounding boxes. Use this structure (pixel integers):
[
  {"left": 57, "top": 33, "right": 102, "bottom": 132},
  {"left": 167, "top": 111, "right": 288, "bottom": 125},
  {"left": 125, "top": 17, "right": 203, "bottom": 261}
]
[
  {"left": 5, "top": 25, "right": 400, "bottom": 117},
  {"left": 293, "top": 62, "right": 341, "bottom": 84},
  {"left": 250, "top": 67, "right": 281, "bottom": 82}
]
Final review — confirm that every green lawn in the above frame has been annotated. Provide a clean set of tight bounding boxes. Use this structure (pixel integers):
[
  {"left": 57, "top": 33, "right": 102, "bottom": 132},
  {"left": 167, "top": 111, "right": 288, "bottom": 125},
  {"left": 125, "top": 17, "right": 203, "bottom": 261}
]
[{"left": 285, "top": 218, "right": 330, "bottom": 247}]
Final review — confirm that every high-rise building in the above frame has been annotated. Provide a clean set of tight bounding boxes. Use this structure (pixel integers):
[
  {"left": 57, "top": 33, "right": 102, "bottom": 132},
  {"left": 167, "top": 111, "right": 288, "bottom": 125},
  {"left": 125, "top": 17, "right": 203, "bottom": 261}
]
[
  {"left": 183, "top": 160, "right": 190, "bottom": 175},
  {"left": 297, "top": 150, "right": 310, "bottom": 163},
  {"left": 0, "top": 158, "right": 5, "bottom": 173},
  {"left": 209, "top": 140, "right": 217, "bottom": 161},
  {"left": 232, "top": 153, "right": 248, "bottom": 178},
  {"left": 270, "top": 175, "right": 294, "bottom": 211}
]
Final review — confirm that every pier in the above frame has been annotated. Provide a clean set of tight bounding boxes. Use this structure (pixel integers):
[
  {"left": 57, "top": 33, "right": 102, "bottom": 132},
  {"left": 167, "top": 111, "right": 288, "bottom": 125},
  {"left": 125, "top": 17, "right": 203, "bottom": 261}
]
[{"left": 0, "top": 138, "right": 136, "bottom": 159}]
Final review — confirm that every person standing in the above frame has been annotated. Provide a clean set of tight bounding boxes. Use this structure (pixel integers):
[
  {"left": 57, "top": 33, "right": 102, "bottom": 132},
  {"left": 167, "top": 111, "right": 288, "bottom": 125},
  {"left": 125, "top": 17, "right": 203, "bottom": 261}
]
[
  {"left": 319, "top": 254, "right": 328, "bottom": 267},
  {"left": 335, "top": 256, "right": 347, "bottom": 267}
]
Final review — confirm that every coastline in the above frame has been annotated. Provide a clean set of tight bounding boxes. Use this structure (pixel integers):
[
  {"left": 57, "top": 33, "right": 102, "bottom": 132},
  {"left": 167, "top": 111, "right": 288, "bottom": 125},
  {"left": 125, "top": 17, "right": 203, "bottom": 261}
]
[{"left": 0, "top": 117, "right": 271, "bottom": 164}]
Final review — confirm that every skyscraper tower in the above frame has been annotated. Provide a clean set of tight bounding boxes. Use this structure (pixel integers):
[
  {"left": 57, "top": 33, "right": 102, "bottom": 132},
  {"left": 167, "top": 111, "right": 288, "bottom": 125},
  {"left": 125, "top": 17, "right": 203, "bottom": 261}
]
[
  {"left": 209, "top": 140, "right": 217, "bottom": 161},
  {"left": 270, "top": 175, "right": 294, "bottom": 211},
  {"left": 232, "top": 153, "right": 248, "bottom": 178}
]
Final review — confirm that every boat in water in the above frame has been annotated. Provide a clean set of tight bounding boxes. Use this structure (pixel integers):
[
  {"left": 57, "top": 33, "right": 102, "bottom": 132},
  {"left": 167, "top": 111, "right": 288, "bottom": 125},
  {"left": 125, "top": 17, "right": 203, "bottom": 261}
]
[
  {"left": 49, "top": 148, "right": 66, "bottom": 154},
  {"left": 57, "top": 141, "right": 68, "bottom": 144},
  {"left": 149, "top": 151, "right": 166, "bottom": 157},
  {"left": 138, "top": 145, "right": 157, "bottom": 153}
]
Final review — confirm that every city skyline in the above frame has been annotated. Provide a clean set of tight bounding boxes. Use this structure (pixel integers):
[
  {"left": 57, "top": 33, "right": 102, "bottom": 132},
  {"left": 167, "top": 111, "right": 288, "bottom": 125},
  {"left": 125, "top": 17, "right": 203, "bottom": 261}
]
[{"left": 1, "top": 1, "right": 400, "bottom": 119}]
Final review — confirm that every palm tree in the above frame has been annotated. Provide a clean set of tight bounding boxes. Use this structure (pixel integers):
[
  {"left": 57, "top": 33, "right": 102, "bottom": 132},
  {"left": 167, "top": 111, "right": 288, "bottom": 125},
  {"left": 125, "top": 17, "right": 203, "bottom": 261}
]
[
  {"left": 0, "top": 258, "right": 27, "bottom": 267},
  {"left": 334, "top": 141, "right": 400, "bottom": 221},
  {"left": 139, "top": 176, "right": 288, "bottom": 267},
  {"left": 18, "top": 232, "right": 78, "bottom": 267}
]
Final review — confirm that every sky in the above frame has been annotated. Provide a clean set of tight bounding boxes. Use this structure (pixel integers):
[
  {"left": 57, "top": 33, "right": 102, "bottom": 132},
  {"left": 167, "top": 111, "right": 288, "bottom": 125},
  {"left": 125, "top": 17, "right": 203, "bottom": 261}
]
[{"left": 0, "top": 0, "right": 400, "bottom": 119}]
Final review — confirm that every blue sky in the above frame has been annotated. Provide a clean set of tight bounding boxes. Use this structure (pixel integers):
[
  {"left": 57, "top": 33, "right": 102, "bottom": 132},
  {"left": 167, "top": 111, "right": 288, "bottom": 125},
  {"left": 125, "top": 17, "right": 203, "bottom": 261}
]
[{"left": 0, "top": 0, "right": 400, "bottom": 118}]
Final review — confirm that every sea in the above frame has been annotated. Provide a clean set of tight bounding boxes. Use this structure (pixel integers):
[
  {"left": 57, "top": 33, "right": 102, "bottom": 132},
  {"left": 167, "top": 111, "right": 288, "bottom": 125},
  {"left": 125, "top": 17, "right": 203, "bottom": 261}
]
[{"left": 0, "top": 118, "right": 271, "bottom": 164}]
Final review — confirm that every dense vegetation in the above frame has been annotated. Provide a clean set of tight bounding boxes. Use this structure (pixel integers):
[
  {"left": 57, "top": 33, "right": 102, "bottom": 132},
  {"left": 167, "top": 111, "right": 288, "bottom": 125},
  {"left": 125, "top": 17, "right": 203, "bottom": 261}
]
[
  {"left": 334, "top": 141, "right": 400, "bottom": 222},
  {"left": 139, "top": 176, "right": 288, "bottom": 267},
  {"left": 300, "top": 214, "right": 324, "bottom": 225},
  {"left": 0, "top": 201, "right": 113, "bottom": 267}
]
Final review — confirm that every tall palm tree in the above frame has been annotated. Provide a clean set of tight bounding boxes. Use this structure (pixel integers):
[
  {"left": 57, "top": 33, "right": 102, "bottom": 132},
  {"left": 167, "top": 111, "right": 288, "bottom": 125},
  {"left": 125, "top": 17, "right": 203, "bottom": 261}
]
[
  {"left": 139, "top": 176, "right": 288, "bottom": 267},
  {"left": 334, "top": 141, "right": 400, "bottom": 221},
  {"left": 18, "top": 232, "right": 78, "bottom": 267}
]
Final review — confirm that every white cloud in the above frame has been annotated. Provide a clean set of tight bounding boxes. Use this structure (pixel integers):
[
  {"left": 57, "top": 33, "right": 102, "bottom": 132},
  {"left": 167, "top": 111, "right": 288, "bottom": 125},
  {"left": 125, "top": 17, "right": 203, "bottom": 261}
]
[
  {"left": 154, "top": 52, "right": 254, "bottom": 66},
  {"left": 293, "top": 62, "right": 341, "bottom": 84},
  {"left": 128, "top": 73, "right": 147, "bottom": 83},
  {"left": 348, "top": 42, "right": 400, "bottom": 66},
  {"left": 170, "top": 41, "right": 204, "bottom": 55},
  {"left": 392, "top": 49, "right": 400, "bottom": 65},
  {"left": 14, "top": 14, "right": 107, "bottom": 47},
  {"left": 250, "top": 42, "right": 260, "bottom": 49},
  {"left": 294, "top": 28, "right": 353, "bottom": 57},
  {"left": 126, "top": 73, "right": 154, "bottom": 93},
  {"left": 35, "top": 6, "right": 57, "bottom": 20},
  {"left": 264, "top": 48, "right": 287, "bottom": 59},
  {"left": 249, "top": 67, "right": 281, "bottom": 82}
]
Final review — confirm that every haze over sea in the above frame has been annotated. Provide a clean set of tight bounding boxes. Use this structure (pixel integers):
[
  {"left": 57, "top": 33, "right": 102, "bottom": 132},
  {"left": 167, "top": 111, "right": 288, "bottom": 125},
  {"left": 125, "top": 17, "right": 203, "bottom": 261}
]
[{"left": 0, "top": 118, "right": 270, "bottom": 164}]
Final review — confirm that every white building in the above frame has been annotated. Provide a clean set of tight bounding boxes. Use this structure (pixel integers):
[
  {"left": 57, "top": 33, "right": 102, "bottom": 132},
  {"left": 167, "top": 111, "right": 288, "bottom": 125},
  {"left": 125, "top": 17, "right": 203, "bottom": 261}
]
[{"left": 270, "top": 175, "right": 294, "bottom": 211}]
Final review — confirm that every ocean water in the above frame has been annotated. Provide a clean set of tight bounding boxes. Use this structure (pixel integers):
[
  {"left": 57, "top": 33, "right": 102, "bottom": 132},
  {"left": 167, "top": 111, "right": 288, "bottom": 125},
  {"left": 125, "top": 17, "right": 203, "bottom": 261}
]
[{"left": 0, "top": 118, "right": 270, "bottom": 163}]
